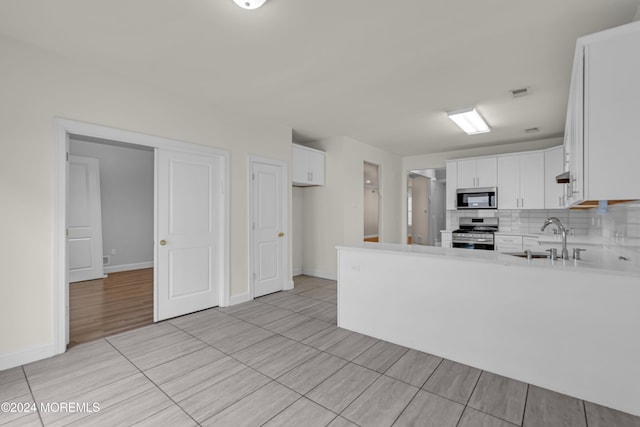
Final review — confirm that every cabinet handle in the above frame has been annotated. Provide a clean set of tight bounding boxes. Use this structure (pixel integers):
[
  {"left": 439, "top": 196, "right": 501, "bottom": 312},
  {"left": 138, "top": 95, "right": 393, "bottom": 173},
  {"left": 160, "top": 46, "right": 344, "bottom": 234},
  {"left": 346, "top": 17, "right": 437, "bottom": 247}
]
[{"left": 521, "top": 198, "right": 524, "bottom": 208}]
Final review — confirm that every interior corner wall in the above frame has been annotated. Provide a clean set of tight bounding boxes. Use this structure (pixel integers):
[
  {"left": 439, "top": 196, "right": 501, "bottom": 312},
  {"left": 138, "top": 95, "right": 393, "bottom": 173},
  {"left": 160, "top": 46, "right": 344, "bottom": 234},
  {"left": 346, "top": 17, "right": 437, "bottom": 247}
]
[
  {"left": 69, "top": 139, "right": 154, "bottom": 272},
  {"left": 0, "top": 34, "right": 292, "bottom": 362},
  {"left": 292, "top": 186, "right": 305, "bottom": 276},
  {"left": 301, "top": 137, "right": 402, "bottom": 279},
  {"left": 634, "top": 4, "right": 640, "bottom": 21}
]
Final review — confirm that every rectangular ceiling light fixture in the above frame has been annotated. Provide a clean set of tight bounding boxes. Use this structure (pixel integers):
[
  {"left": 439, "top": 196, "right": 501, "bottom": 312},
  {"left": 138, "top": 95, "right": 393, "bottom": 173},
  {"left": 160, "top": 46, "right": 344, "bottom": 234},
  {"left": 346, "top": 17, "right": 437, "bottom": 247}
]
[{"left": 447, "top": 107, "right": 491, "bottom": 135}]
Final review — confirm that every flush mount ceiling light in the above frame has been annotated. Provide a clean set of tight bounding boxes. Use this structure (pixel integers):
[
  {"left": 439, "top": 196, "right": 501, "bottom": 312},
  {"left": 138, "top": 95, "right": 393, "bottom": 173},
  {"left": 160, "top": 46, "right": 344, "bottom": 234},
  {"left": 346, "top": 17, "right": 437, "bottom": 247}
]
[
  {"left": 233, "top": 0, "right": 268, "bottom": 9},
  {"left": 447, "top": 107, "right": 491, "bottom": 135}
]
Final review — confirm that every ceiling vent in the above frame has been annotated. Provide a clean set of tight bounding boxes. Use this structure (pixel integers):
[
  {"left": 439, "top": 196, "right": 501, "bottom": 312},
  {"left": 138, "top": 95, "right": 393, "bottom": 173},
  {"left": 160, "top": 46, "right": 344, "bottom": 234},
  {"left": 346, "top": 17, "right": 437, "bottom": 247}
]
[
  {"left": 525, "top": 127, "right": 539, "bottom": 134},
  {"left": 510, "top": 87, "right": 530, "bottom": 98}
]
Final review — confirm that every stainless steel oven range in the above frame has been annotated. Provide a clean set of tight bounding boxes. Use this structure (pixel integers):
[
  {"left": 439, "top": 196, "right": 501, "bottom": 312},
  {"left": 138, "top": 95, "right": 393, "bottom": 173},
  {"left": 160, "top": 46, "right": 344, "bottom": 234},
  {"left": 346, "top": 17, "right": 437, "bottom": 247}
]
[{"left": 452, "top": 217, "right": 499, "bottom": 250}]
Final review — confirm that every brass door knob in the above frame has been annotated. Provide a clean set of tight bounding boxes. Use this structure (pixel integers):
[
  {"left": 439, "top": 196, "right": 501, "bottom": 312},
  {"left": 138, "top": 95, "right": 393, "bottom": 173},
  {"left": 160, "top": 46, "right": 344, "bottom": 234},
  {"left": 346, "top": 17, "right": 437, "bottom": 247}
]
[
  {"left": 278, "top": 232, "right": 285, "bottom": 237},
  {"left": 160, "top": 240, "right": 167, "bottom": 246}
]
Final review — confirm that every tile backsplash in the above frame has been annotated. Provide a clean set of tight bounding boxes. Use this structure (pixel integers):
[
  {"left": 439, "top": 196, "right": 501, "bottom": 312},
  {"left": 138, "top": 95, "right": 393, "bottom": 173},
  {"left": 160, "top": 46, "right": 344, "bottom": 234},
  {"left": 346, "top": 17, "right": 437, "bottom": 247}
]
[{"left": 446, "top": 202, "right": 640, "bottom": 252}]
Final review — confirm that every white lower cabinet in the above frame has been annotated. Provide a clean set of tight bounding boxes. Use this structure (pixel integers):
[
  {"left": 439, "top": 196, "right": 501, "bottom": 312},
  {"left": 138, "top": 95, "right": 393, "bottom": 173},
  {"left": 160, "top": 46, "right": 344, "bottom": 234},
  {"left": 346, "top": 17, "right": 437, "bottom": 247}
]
[
  {"left": 495, "top": 234, "right": 540, "bottom": 252},
  {"left": 523, "top": 236, "right": 540, "bottom": 250},
  {"left": 495, "top": 234, "right": 523, "bottom": 252},
  {"left": 441, "top": 231, "right": 452, "bottom": 248}
]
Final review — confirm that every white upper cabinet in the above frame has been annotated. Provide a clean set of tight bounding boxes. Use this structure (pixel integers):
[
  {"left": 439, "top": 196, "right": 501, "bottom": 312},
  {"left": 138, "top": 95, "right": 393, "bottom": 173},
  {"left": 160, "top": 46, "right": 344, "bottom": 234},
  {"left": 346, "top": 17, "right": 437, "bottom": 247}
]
[
  {"left": 519, "top": 152, "right": 545, "bottom": 210},
  {"left": 564, "top": 21, "right": 640, "bottom": 205},
  {"left": 498, "top": 152, "right": 544, "bottom": 210},
  {"left": 445, "top": 160, "right": 457, "bottom": 210},
  {"left": 457, "top": 157, "right": 497, "bottom": 189},
  {"left": 497, "top": 155, "right": 519, "bottom": 209},
  {"left": 292, "top": 144, "right": 325, "bottom": 186},
  {"left": 544, "top": 146, "right": 565, "bottom": 209}
]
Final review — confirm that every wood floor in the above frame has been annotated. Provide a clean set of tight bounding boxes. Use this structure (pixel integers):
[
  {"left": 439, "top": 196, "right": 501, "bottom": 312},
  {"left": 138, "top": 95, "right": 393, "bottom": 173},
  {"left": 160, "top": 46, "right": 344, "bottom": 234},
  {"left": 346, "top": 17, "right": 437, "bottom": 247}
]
[{"left": 69, "top": 268, "right": 153, "bottom": 348}]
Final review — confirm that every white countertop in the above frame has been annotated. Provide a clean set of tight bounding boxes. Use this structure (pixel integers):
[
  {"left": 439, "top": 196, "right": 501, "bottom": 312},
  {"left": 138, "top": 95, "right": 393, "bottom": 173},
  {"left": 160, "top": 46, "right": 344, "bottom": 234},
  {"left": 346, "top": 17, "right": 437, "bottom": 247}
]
[{"left": 338, "top": 242, "right": 640, "bottom": 277}]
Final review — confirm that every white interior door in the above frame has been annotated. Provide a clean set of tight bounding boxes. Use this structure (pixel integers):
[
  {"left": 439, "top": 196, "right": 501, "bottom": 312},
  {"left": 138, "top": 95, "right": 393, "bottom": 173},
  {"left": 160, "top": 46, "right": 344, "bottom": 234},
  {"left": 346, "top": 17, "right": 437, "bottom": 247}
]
[
  {"left": 67, "top": 155, "right": 105, "bottom": 282},
  {"left": 157, "top": 149, "right": 222, "bottom": 320},
  {"left": 251, "top": 159, "right": 287, "bottom": 298}
]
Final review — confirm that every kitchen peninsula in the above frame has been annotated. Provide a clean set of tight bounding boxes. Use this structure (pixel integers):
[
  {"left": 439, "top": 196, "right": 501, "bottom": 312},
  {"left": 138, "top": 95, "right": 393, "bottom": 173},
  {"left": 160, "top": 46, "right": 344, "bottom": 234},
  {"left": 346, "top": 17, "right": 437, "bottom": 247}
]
[{"left": 337, "top": 243, "right": 640, "bottom": 417}]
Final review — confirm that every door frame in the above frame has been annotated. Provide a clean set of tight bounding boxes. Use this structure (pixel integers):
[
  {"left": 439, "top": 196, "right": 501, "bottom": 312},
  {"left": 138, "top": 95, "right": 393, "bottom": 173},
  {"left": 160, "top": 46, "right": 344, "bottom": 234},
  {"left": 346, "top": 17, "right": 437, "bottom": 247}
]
[
  {"left": 53, "top": 118, "right": 230, "bottom": 354},
  {"left": 248, "top": 156, "right": 290, "bottom": 300}
]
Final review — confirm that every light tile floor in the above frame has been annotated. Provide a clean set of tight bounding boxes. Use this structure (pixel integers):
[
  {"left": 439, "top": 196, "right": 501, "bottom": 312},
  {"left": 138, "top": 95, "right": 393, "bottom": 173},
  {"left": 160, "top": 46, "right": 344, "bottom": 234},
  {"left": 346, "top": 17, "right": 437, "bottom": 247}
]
[{"left": 1, "top": 275, "right": 640, "bottom": 427}]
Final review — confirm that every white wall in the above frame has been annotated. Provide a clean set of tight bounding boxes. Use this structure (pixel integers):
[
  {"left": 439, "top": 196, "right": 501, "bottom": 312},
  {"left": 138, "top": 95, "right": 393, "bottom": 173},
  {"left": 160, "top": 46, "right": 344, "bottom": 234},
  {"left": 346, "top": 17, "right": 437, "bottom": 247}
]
[
  {"left": 69, "top": 138, "right": 154, "bottom": 272},
  {"left": 0, "top": 34, "right": 292, "bottom": 362},
  {"left": 363, "top": 187, "right": 379, "bottom": 237},
  {"left": 292, "top": 187, "right": 305, "bottom": 276},
  {"left": 297, "top": 136, "right": 402, "bottom": 279}
]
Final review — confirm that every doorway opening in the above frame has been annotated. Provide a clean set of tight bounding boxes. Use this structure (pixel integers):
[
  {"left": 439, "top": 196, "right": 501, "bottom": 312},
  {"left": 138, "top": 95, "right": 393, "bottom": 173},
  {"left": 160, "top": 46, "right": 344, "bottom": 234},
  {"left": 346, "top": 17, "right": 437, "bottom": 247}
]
[
  {"left": 363, "top": 162, "right": 381, "bottom": 242},
  {"left": 407, "top": 168, "right": 446, "bottom": 246},
  {"left": 54, "top": 119, "right": 230, "bottom": 356},
  {"left": 67, "top": 136, "right": 154, "bottom": 347}
]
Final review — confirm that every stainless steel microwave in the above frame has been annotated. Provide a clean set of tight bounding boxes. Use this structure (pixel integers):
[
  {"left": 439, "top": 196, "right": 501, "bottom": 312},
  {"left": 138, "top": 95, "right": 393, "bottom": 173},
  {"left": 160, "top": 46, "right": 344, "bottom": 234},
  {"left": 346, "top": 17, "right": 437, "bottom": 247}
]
[{"left": 456, "top": 187, "right": 497, "bottom": 209}]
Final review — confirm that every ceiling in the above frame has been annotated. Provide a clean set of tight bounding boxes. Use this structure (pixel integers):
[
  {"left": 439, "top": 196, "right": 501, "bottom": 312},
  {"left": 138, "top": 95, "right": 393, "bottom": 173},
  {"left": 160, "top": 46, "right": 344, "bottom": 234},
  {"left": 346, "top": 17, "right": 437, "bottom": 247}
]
[{"left": 0, "top": 0, "right": 638, "bottom": 156}]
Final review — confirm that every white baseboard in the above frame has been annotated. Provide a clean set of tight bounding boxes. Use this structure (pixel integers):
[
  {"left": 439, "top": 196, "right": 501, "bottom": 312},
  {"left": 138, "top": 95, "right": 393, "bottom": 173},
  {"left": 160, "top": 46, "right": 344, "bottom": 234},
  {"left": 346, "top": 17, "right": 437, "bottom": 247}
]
[
  {"left": 227, "top": 292, "right": 251, "bottom": 306},
  {"left": 292, "top": 268, "right": 303, "bottom": 277},
  {"left": 0, "top": 342, "right": 57, "bottom": 371},
  {"left": 104, "top": 261, "right": 154, "bottom": 274},
  {"left": 301, "top": 269, "right": 337, "bottom": 281},
  {"left": 285, "top": 279, "right": 294, "bottom": 290}
]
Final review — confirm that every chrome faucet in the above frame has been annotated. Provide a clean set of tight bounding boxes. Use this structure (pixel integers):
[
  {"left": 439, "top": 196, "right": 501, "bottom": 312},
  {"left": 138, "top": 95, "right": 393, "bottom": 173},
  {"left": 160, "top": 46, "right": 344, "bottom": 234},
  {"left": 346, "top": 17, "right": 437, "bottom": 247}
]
[{"left": 541, "top": 217, "right": 569, "bottom": 260}]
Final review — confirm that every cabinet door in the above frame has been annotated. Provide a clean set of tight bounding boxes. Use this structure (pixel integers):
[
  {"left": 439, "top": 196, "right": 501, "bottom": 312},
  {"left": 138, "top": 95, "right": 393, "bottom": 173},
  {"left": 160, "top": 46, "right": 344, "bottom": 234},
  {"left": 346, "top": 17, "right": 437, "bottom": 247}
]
[
  {"left": 445, "top": 161, "right": 457, "bottom": 210},
  {"left": 523, "top": 237, "right": 539, "bottom": 250},
  {"left": 544, "top": 147, "right": 565, "bottom": 209},
  {"left": 520, "top": 152, "right": 544, "bottom": 209},
  {"left": 497, "top": 155, "right": 519, "bottom": 209},
  {"left": 292, "top": 145, "right": 308, "bottom": 184},
  {"left": 457, "top": 159, "right": 477, "bottom": 188},
  {"left": 440, "top": 231, "right": 452, "bottom": 248},
  {"left": 476, "top": 157, "right": 497, "bottom": 188},
  {"left": 306, "top": 149, "right": 325, "bottom": 185},
  {"left": 565, "top": 45, "right": 584, "bottom": 205},
  {"left": 586, "top": 28, "right": 640, "bottom": 200},
  {"left": 495, "top": 235, "right": 523, "bottom": 252}
]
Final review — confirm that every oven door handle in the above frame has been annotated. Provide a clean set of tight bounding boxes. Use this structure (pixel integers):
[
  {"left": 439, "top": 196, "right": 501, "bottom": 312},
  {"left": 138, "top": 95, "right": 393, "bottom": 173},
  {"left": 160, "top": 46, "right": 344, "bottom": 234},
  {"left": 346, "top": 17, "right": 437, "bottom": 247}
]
[{"left": 474, "top": 238, "right": 493, "bottom": 243}]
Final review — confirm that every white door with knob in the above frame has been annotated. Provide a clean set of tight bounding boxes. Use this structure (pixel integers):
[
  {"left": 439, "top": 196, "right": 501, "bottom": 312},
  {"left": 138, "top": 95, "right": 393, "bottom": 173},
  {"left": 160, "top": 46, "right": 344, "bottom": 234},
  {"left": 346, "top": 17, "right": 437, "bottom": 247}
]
[
  {"left": 251, "top": 158, "right": 287, "bottom": 298},
  {"left": 67, "top": 155, "right": 105, "bottom": 283},
  {"left": 156, "top": 148, "right": 224, "bottom": 321}
]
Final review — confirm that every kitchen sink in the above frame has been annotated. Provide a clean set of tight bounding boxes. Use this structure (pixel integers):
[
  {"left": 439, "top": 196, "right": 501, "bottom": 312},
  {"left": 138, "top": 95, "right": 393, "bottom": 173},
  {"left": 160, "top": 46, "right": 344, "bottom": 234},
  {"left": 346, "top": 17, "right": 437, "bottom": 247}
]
[{"left": 503, "top": 251, "right": 550, "bottom": 259}]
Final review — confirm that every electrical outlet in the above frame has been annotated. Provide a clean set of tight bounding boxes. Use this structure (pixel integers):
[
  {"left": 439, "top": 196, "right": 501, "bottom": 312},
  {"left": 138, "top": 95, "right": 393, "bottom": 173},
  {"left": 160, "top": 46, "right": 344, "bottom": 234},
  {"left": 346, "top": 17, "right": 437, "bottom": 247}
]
[{"left": 111, "top": 249, "right": 116, "bottom": 255}]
